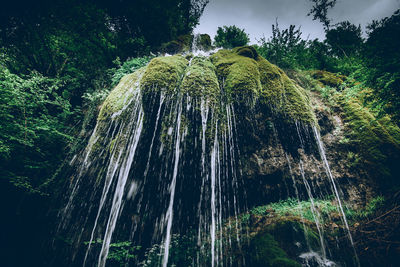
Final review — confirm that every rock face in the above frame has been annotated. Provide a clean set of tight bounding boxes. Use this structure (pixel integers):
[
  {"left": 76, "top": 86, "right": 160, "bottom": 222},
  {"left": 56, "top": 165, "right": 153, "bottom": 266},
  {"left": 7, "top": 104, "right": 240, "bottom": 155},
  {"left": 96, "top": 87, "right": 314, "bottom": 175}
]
[{"left": 57, "top": 46, "right": 400, "bottom": 267}]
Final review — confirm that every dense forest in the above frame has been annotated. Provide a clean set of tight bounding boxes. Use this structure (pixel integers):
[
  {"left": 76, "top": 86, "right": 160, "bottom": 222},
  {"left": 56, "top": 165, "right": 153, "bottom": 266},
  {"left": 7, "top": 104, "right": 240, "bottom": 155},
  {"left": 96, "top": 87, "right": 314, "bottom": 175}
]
[{"left": 1, "top": 0, "right": 399, "bottom": 266}]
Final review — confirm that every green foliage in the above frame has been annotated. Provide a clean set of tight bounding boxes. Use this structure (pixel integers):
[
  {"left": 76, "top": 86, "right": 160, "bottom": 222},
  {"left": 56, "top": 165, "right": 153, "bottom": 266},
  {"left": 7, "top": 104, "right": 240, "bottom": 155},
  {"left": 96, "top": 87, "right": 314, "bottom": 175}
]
[
  {"left": 0, "top": 67, "right": 73, "bottom": 194},
  {"left": 214, "top": 25, "right": 250, "bottom": 49},
  {"left": 142, "top": 234, "right": 199, "bottom": 267},
  {"left": 337, "top": 95, "right": 400, "bottom": 184},
  {"left": 110, "top": 56, "right": 153, "bottom": 87},
  {"left": 357, "top": 196, "right": 385, "bottom": 218},
  {"left": 310, "top": 70, "right": 345, "bottom": 88},
  {"left": 325, "top": 21, "right": 363, "bottom": 57},
  {"left": 84, "top": 240, "right": 140, "bottom": 266},
  {"left": 363, "top": 9, "right": 400, "bottom": 123},
  {"left": 249, "top": 198, "right": 352, "bottom": 224},
  {"left": 257, "top": 22, "right": 304, "bottom": 69},
  {"left": 107, "top": 242, "right": 141, "bottom": 266},
  {"left": 0, "top": 0, "right": 209, "bottom": 68},
  {"left": 255, "top": 23, "right": 333, "bottom": 70}
]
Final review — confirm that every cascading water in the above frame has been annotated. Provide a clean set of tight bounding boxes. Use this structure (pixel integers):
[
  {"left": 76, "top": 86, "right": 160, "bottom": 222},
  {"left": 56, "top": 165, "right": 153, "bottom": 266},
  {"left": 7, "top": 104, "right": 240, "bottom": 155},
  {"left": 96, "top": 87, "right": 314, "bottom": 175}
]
[{"left": 55, "top": 45, "right": 360, "bottom": 267}]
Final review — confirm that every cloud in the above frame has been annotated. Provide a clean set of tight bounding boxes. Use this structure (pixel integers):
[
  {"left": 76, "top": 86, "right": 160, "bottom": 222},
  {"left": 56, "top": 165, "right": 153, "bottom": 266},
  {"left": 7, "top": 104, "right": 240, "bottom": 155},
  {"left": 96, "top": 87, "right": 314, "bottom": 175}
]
[{"left": 194, "top": 0, "right": 399, "bottom": 43}]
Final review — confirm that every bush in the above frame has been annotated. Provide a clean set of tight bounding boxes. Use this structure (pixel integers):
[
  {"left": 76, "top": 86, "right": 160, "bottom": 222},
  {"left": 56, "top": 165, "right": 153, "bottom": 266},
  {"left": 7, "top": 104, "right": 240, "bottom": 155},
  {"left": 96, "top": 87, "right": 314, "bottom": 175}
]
[{"left": 0, "top": 67, "right": 73, "bottom": 194}]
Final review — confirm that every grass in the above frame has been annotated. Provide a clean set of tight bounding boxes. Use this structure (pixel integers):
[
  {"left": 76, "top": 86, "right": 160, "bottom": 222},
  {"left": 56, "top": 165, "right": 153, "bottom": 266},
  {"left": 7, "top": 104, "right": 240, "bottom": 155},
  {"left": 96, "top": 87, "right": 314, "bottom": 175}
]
[{"left": 243, "top": 195, "right": 386, "bottom": 227}]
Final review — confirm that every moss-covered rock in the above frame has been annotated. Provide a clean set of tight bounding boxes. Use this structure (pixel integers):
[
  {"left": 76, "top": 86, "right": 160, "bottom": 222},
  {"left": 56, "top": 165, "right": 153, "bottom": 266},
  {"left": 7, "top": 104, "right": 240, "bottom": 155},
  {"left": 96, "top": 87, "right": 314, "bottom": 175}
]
[
  {"left": 211, "top": 46, "right": 316, "bottom": 123},
  {"left": 141, "top": 55, "right": 188, "bottom": 93},
  {"left": 98, "top": 68, "right": 145, "bottom": 121},
  {"left": 99, "top": 46, "right": 315, "bottom": 125},
  {"left": 250, "top": 232, "right": 301, "bottom": 267},
  {"left": 211, "top": 46, "right": 262, "bottom": 104},
  {"left": 181, "top": 56, "right": 220, "bottom": 103},
  {"left": 257, "top": 58, "right": 315, "bottom": 124},
  {"left": 266, "top": 220, "right": 320, "bottom": 254}
]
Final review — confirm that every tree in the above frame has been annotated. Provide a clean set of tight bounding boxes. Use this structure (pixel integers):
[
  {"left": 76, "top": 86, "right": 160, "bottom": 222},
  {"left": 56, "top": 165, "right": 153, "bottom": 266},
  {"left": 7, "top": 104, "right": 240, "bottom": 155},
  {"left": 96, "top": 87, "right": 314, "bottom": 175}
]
[
  {"left": 214, "top": 25, "right": 250, "bottom": 49},
  {"left": 0, "top": 0, "right": 210, "bottom": 108},
  {"left": 0, "top": 67, "right": 72, "bottom": 194},
  {"left": 257, "top": 21, "right": 304, "bottom": 68},
  {"left": 363, "top": 9, "right": 400, "bottom": 123},
  {"left": 256, "top": 21, "right": 331, "bottom": 70},
  {"left": 308, "top": 0, "right": 337, "bottom": 30},
  {"left": 326, "top": 21, "right": 363, "bottom": 57}
]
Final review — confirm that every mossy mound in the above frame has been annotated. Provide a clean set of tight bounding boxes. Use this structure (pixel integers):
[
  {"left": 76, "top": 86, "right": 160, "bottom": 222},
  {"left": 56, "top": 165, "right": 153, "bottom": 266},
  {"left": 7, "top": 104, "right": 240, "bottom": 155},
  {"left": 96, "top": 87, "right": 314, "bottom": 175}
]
[
  {"left": 246, "top": 213, "right": 321, "bottom": 255},
  {"left": 211, "top": 46, "right": 316, "bottom": 123},
  {"left": 181, "top": 56, "right": 220, "bottom": 102},
  {"left": 141, "top": 55, "right": 188, "bottom": 93},
  {"left": 98, "top": 67, "right": 146, "bottom": 121},
  {"left": 258, "top": 58, "right": 315, "bottom": 123},
  {"left": 101, "top": 46, "right": 317, "bottom": 126},
  {"left": 250, "top": 231, "right": 301, "bottom": 267},
  {"left": 210, "top": 46, "right": 262, "bottom": 103},
  {"left": 311, "top": 70, "right": 346, "bottom": 88}
]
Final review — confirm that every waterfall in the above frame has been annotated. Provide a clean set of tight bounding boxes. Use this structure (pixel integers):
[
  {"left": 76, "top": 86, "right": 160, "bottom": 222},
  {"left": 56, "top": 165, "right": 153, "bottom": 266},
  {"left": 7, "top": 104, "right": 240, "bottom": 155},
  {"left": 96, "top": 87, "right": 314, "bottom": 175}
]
[
  {"left": 313, "top": 127, "right": 360, "bottom": 267},
  {"left": 162, "top": 94, "right": 183, "bottom": 267},
  {"left": 210, "top": 122, "right": 218, "bottom": 267},
  {"left": 299, "top": 160, "right": 327, "bottom": 260},
  {"left": 57, "top": 47, "right": 360, "bottom": 267},
  {"left": 191, "top": 34, "right": 200, "bottom": 53}
]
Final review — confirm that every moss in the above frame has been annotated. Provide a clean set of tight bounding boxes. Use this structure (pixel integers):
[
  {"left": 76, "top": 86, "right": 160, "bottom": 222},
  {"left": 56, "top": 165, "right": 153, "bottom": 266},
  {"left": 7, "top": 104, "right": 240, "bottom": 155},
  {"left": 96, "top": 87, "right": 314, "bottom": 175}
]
[
  {"left": 210, "top": 46, "right": 262, "bottom": 104},
  {"left": 235, "top": 46, "right": 258, "bottom": 59},
  {"left": 303, "top": 67, "right": 400, "bottom": 186},
  {"left": 98, "top": 68, "right": 145, "bottom": 121},
  {"left": 98, "top": 46, "right": 317, "bottom": 138},
  {"left": 311, "top": 70, "right": 346, "bottom": 88},
  {"left": 258, "top": 57, "right": 316, "bottom": 123},
  {"left": 336, "top": 95, "right": 400, "bottom": 183},
  {"left": 250, "top": 232, "right": 301, "bottom": 267},
  {"left": 266, "top": 219, "right": 320, "bottom": 255},
  {"left": 181, "top": 56, "right": 220, "bottom": 103},
  {"left": 210, "top": 46, "right": 316, "bottom": 123},
  {"left": 141, "top": 55, "right": 188, "bottom": 93},
  {"left": 176, "top": 34, "right": 193, "bottom": 47},
  {"left": 109, "top": 137, "right": 118, "bottom": 153}
]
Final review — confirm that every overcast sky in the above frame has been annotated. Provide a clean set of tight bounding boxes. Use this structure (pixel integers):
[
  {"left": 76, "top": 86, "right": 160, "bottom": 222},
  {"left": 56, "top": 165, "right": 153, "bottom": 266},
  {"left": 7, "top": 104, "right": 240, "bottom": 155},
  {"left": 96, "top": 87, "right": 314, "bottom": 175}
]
[{"left": 194, "top": 0, "right": 400, "bottom": 43}]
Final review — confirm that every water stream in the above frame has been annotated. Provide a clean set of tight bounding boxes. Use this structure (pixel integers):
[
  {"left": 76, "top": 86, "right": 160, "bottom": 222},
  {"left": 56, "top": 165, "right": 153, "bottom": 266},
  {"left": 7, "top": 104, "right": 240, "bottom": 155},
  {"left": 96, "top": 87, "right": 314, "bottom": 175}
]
[{"left": 57, "top": 49, "right": 359, "bottom": 267}]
